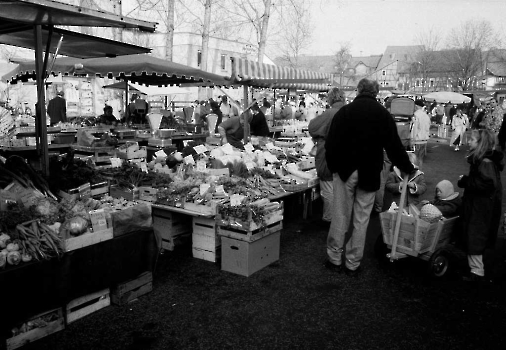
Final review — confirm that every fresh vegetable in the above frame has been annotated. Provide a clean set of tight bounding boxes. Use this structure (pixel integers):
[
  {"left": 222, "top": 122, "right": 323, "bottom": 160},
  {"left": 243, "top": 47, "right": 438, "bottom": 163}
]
[
  {"left": 0, "top": 250, "right": 7, "bottom": 268},
  {"left": 0, "top": 233, "right": 10, "bottom": 248},
  {"left": 16, "top": 220, "right": 64, "bottom": 260},
  {"left": 7, "top": 251, "right": 20, "bottom": 265},
  {"left": 21, "top": 253, "right": 32, "bottom": 262},
  {"left": 67, "top": 216, "right": 89, "bottom": 237},
  {"left": 6, "top": 242, "right": 19, "bottom": 252}
]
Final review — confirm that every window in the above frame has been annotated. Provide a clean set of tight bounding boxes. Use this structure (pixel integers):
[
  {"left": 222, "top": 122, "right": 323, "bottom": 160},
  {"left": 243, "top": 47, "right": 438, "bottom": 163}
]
[
  {"left": 382, "top": 70, "right": 386, "bottom": 76},
  {"left": 430, "top": 79, "right": 434, "bottom": 87},
  {"left": 221, "top": 54, "right": 226, "bottom": 70},
  {"left": 415, "top": 80, "right": 420, "bottom": 87},
  {"left": 197, "top": 50, "right": 202, "bottom": 67}
]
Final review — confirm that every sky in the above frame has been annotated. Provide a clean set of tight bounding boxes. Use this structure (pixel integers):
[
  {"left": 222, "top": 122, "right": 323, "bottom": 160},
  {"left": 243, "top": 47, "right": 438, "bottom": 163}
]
[{"left": 305, "top": 0, "right": 506, "bottom": 57}]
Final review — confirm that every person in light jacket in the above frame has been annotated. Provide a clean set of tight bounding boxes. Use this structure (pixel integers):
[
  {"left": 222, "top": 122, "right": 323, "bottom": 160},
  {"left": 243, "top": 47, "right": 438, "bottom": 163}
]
[
  {"left": 410, "top": 99, "right": 431, "bottom": 169},
  {"left": 308, "top": 87, "right": 346, "bottom": 226}
]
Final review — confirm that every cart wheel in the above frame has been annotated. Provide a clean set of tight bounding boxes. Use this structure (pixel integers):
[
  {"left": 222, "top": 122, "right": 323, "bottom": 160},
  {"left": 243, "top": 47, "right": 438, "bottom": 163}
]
[
  {"left": 428, "top": 249, "right": 450, "bottom": 278},
  {"left": 374, "top": 234, "right": 390, "bottom": 265}
]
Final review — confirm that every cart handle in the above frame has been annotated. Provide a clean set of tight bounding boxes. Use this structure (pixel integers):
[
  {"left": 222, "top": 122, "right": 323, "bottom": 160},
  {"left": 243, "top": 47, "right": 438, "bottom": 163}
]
[{"left": 390, "top": 174, "right": 409, "bottom": 261}]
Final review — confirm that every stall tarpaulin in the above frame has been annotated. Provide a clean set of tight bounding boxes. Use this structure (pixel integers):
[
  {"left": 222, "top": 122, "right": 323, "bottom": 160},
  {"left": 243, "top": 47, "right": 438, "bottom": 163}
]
[
  {"left": 3, "top": 55, "right": 231, "bottom": 87},
  {"left": 103, "top": 81, "right": 190, "bottom": 96},
  {"left": 229, "top": 57, "right": 331, "bottom": 91}
]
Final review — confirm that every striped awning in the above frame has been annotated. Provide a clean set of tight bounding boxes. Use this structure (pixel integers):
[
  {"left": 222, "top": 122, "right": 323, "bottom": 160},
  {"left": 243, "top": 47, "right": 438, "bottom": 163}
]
[{"left": 230, "top": 57, "right": 331, "bottom": 91}]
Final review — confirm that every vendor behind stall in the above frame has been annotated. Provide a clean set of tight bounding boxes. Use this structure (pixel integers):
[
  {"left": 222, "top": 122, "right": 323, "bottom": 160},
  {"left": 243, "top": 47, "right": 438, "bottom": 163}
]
[
  {"left": 218, "top": 113, "right": 246, "bottom": 150},
  {"left": 97, "top": 105, "right": 118, "bottom": 126},
  {"left": 249, "top": 102, "right": 270, "bottom": 137}
]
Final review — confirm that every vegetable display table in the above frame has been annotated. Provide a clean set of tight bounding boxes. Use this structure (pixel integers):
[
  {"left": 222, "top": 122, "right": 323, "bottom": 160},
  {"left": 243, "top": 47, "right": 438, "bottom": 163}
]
[{"left": 0, "top": 229, "right": 157, "bottom": 341}]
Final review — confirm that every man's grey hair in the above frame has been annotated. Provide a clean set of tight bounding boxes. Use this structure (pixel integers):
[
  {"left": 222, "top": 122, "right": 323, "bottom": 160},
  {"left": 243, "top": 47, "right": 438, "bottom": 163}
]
[
  {"left": 357, "top": 78, "right": 380, "bottom": 96},
  {"left": 327, "top": 87, "right": 346, "bottom": 105}
]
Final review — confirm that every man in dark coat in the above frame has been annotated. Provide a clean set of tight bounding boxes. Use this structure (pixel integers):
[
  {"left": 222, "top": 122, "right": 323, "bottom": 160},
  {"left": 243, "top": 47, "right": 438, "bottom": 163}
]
[
  {"left": 324, "top": 78, "right": 415, "bottom": 276},
  {"left": 47, "top": 91, "right": 67, "bottom": 126}
]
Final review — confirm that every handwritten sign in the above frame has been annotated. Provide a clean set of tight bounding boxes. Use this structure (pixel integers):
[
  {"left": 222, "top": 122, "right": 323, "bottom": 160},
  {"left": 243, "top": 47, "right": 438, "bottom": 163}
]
[
  {"left": 184, "top": 155, "right": 195, "bottom": 165},
  {"left": 200, "top": 183, "right": 210, "bottom": 196},
  {"left": 155, "top": 150, "right": 167, "bottom": 158},
  {"left": 196, "top": 160, "right": 207, "bottom": 173},
  {"left": 230, "top": 194, "right": 245, "bottom": 206},
  {"left": 193, "top": 144, "right": 208, "bottom": 154},
  {"left": 110, "top": 157, "right": 122, "bottom": 168},
  {"left": 244, "top": 143, "right": 255, "bottom": 153}
]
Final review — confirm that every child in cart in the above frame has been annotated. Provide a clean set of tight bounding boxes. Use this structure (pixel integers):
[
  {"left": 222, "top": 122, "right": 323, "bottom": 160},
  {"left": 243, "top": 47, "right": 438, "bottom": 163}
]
[
  {"left": 385, "top": 152, "right": 427, "bottom": 206},
  {"left": 418, "top": 180, "right": 462, "bottom": 218}
]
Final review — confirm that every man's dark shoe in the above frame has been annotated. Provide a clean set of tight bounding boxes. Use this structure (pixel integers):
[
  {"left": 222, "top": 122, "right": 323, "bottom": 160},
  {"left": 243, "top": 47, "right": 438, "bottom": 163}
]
[
  {"left": 324, "top": 260, "right": 343, "bottom": 273},
  {"left": 462, "top": 273, "right": 485, "bottom": 283},
  {"left": 344, "top": 266, "right": 361, "bottom": 277}
]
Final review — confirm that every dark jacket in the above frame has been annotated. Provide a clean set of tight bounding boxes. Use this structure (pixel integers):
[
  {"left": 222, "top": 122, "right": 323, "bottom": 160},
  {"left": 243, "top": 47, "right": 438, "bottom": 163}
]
[
  {"left": 308, "top": 101, "right": 344, "bottom": 181},
  {"left": 430, "top": 196, "right": 462, "bottom": 218},
  {"left": 47, "top": 96, "right": 67, "bottom": 125},
  {"left": 249, "top": 110, "right": 270, "bottom": 137},
  {"left": 325, "top": 93, "right": 415, "bottom": 191},
  {"left": 458, "top": 150, "right": 503, "bottom": 255},
  {"left": 385, "top": 167, "right": 427, "bottom": 206}
]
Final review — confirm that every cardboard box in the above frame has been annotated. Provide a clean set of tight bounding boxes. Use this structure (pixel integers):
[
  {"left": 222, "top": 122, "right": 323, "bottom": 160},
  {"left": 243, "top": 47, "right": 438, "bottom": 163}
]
[{"left": 221, "top": 231, "right": 280, "bottom": 277}]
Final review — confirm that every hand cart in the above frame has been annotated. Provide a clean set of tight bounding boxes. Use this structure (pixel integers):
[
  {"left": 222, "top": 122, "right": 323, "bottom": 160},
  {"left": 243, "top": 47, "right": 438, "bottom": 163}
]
[{"left": 377, "top": 175, "right": 461, "bottom": 277}]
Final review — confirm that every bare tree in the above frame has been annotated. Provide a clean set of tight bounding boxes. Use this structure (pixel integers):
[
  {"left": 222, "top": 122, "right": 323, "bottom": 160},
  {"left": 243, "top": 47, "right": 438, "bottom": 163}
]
[
  {"left": 277, "top": 0, "right": 312, "bottom": 69},
  {"left": 413, "top": 28, "right": 441, "bottom": 92},
  {"left": 443, "top": 20, "right": 499, "bottom": 91},
  {"left": 332, "top": 42, "right": 353, "bottom": 86}
]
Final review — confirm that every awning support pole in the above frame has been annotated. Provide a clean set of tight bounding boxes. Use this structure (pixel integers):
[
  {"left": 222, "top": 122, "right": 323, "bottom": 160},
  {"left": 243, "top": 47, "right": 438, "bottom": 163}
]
[
  {"left": 243, "top": 85, "right": 250, "bottom": 143},
  {"left": 34, "top": 24, "right": 49, "bottom": 176}
]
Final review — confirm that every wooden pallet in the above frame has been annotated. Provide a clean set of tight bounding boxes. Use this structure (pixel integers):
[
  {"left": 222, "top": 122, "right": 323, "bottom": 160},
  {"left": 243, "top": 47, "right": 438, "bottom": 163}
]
[
  {"left": 111, "top": 272, "right": 153, "bottom": 306},
  {"left": 6, "top": 308, "right": 64, "bottom": 350},
  {"left": 66, "top": 289, "right": 110, "bottom": 324}
]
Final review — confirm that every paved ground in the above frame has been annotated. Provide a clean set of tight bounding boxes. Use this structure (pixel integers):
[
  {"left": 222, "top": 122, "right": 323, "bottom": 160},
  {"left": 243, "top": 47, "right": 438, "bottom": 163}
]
[{"left": 28, "top": 140, "right": 506, "bottom": 350}]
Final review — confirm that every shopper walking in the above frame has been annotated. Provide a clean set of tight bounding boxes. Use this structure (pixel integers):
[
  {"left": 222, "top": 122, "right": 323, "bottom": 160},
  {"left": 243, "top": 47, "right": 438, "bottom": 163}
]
[
  {"left": 450, "top": 109, "right": 468, "bottom": 151},
  {"left": 47, "top": 91, "right": 67, "bottom": 126},
  {"left": 308, "top": 87, "right": 346, "bottom": 227},
  {"left": 324, "top": 78, "right": 415, "bottom": 276},
  {"left": 410, "top": 99, "right": 431, "bottom": 169},
  {"left": 458, "top": 129, "right": 503, "bottom": 282}
]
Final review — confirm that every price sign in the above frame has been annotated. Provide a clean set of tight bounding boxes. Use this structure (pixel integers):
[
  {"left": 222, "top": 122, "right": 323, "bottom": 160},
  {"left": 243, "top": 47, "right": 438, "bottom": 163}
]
[
  {"left": 244, "top": 143, "right": 255, "bottom": 153},
  {"left": 110, "top": 157, "right": 122, "bottom": 168},
  {"left": 155, "top": 150, "right": 167, "bottom": 158},
  {"left": 196, "top": 160, "right": 207, "bottom": 173},
  {"left": 215, "top": 185, "right": 225, "bottom": 195},
  {"left": 193, "top": 144, "right": 208, "bottom": 154},
  {"left": 221, "top": 143, "right": 235, "bottom": 155},
  {"left": 200, "top": 183, "right": 210, "bottom": 196},
  {"left": 230, "top": 194, "right": 245, "bottom": 206},
  {"left": 184, "top": 155, "right": 195, "bottom": 165}
]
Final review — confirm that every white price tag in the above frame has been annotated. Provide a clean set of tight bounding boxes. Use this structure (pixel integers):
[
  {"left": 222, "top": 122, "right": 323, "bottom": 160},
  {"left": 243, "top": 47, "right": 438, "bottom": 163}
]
[
  {"left": 221, "top": 143, "right": 235, "bottom": 155},
  {"left": 230, "top": 194, "right": 245, "bottom": 206},
  {"left": 140, "top": 161, "right": 148, "bottom": 173},
  {"left": 155, "top": 150, "right": 167, "bottom": 158},
  {"left": 196, "top": 160, "right": 207, "bottom": 172},
  {"left": 263, "top": 152, "right": 279, "bottom": 164},
  {"left": 200, "top": 183, "right": 210, "bottom": 196},
  {"left": 265, "top": 142, "right": 275, "bottom": 150},
  {"left": 244, "top": 143, "right": 255, "bottom": 153},
  {"left": 184, "top": 155, "right": 195, "bottom": 165},
  {"left": 215, "top": 185, "right": 225, "bottom": 195},
  {"left": 110, "top": 157, "right": 122, "bottom": 168},
  {"left": 193, "top": 144, "right": 208, "bottom": 154}
]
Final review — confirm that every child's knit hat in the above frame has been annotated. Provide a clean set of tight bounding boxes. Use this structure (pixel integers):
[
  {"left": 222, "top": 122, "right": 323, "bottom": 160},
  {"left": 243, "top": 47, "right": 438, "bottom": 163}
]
[{"left": 436, "top": 180, "right": 459, "bottom": 200}]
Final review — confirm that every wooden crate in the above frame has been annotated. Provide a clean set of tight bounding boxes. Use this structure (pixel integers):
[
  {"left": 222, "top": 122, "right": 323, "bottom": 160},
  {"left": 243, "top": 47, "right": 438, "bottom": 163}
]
[
  {"left": 152, "top": 207, "right": 192, "bottom": 251},
  {"left": 138, "top": 186, "right": 158, "bottom": 202},
  {"left": 116, "top": 146, "right": 147, "bottom": 160},
  {"left": 110, "top": 185, "right": 139, "bottom": 201},
  {"left": 111, "top": 271, "right": 153, "bottom": 306},
  {"left": 216, "top": 208, "right": 283, "bottom": 242},
  {"left": 66, "top": 289, "right": 111, "bottom": 324},
  {"left": 380, "top": 212, "right": 459, "bottom": 257},
  {"left": 90, "top": 182, "right": 109, "bottom": 197},
  {"left": 192, "top": 217, "right": 220, "bottom": 262},
  {"left": 63, "top": 228, "right": 113, "bottom": 252},
  {"left": 6, "top": 308, "right": 64, "bottom": 350}
]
